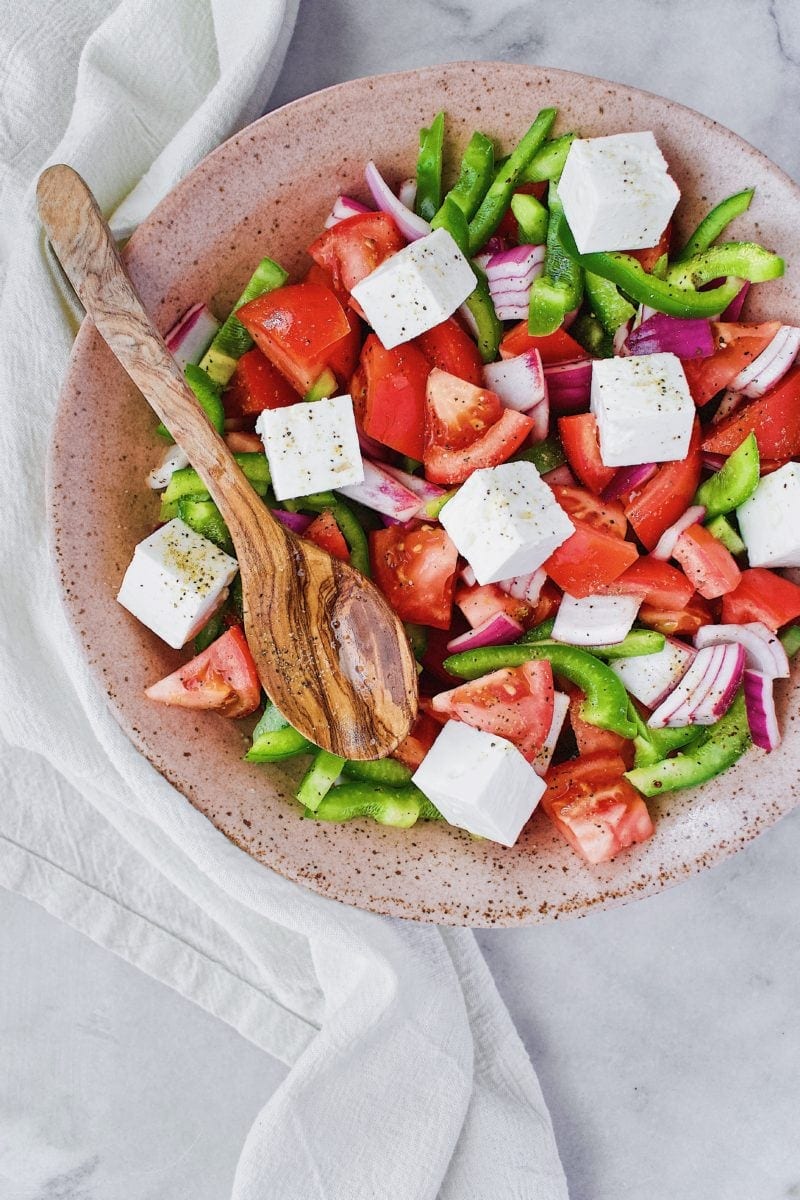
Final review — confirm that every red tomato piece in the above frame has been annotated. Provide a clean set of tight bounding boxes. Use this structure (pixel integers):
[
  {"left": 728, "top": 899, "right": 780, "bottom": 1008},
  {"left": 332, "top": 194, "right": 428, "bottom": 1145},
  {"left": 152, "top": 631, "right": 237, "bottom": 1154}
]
[
  {"left": 551, "top": 484, "right": 628, "bottom": 538},
  {"left": 420, "top": 624, "right": 467, "bottom": 686},
  {"left": 424, "top": 408, "right": 534, "bottom": 484},
  {"left": 603, "top": 556, "right": 695, "bottom": 609},
  {"left": 414, "top": 318, "right": 484, "bottom": 386},
  {"left": 305, "top": 510, "right": 349, "bottom": 561},
  {"left": 624, "top": 420, "right": 703, "bottom": 550},
  {"left": 682, "top": 321, "right": 781, "bottom": 407},
  {"left": 370, "top": 525, "right": 459, "bottom": 629},
  {"left": 720, "top": 567, "right": 800, "bottom": 631},
  {"left": 424, "top": 368, "right": 503, "bottom": 451},
  {"left": 223, "top": 347, "right": 298, "bottom": 418},
  {"left": 500, "top": 324, "right": 588, "bottom": 364},
  {"left": 542, "top": 753, "right": 655, "bottom": 864},
  {"left": 530, "top": 579, "right": 562, "bottom": 626},
  {"left": 145, "top": 627, "right": 260, "bottom": 719},
  {"left": 454, "top": 582, "right": 532, "bottom": 628},
  {"left": 672, "top": 524, "right": 741, "bottom": 599},
  {"left": 565, "top": 688, "right": 635, "bottom": 768},
  {"left": 224, "top": 431, "right": 264, "bottom": 453},
  {"left": 638, "top": 592, "right": 715, "bottom": 637},
  {"left": 544, "top": 521, "right": 638, "bottom": 598},
  {"left": 304, "top": 261, "right": 363, "bottom": 379},
  {"left": 701, "top": 363, "right": 800, "bottom": 461},
  {"left": 625, "top": 222, "right": 672, "bottom": 273},
  {"left": 358, "top": 334, "right": 430, "bottom": 459},
  {"left": 430, "top": 661, "right": 555, "bottom": 762},
  {"left": 558, "top": 413, "right": 617, "bottom": 493},
  {"left": 308, "top": 212, "right": 405, "bottom": 307},
  {"left": 391, "top": 712, "right": 440, "bottom": 769},
  {"left": 237, "top": 283, "right": 351, "bottom": 395}
]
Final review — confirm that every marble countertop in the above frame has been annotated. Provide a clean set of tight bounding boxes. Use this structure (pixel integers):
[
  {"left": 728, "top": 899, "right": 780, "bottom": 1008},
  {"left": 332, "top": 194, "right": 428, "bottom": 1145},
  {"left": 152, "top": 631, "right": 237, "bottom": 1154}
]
[{"left": 4, "top": 2, "right": 800, "bottom": 1197}]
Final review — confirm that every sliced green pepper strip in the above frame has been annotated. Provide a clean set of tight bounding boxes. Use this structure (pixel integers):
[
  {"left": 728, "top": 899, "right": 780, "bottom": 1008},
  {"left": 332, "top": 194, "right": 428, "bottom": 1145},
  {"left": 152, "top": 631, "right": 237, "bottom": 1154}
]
[
  {"left": 577, "top": 250, "right": 742, "bottom": 318},
  {"left": 304, "top": 368, "right": 337, "bottom": 402},
  {"left": 629, "top": 703, "right": 704, "bottom": 768},
  {"left": 306, "top": 783, "right": 442, "bottom": 827},
  {"left": 330, "top": 500, "right": 371, "bottom": 577},
  {"left": 519, "top": 617, "right": 556, "bottom": 642},
  {"left": 780, "top": 625, "right": 800, "bottom": 658},
  {"left": 200, "top": 256, "right": 288, "bottom": 385},
  {"left": 694, "top": 432, "right": 760, "bottom": 517},
  {"left": 673, "top": 189, "right": 755, "bottom": 263},
  {"left": 589, "top": 629, "right": 666, "bottom": 659},
  {"left": 520, "top": 132, "right": 576, "bottom": 183},
  {"left": 296, "top": 749, "right": 346, "bottom": 812},
  {"left": 415, "top": 111, "right": 445, "bottom": 222},
  {"left": 584, "top": 270, "right": 636, "bottom": 334},
  {"left": 569, "top": 313, "right": 613, "bottom": 359},
  {"left": 626, "top": 689, "right": 751, "bottom": 797},
  {"left": 462, "top": 266, "right": 502, "bottom": 363},
  {"left": 467, "top": 107, "right": 557, "bottom": 255},
  {"left": 705, "top": 514, "right": 746, "bottom": 555},
  {"left": 162, "top": 452, "right": 270, "bottom": 508},
  {"left": 528, "top": 187, "right": 583, "bottom": 334},
  {"left": 342, "top": 758, "right": 414, "bottom": 786},
  {"left": 422, "top": 487, "right": 459, "bottom": 520},
  {"left": 444, "top": 643, "right": 636, "bottom": 737},
  {"left": 177, "top": 497, "right": 233, "bottom": 553},
  {"left": 403, "top": 623, "right": 428, "bottom": 660},
  {"left": 665, "top": 242, "right": 783, "bottom": 290},
  {"left": 430, "top": 194, "right": 469, "bottom": 255},
  {"left": 512, "top": 435, "right": 566, "bottom": 474},
  {"left": 510, "top": 193, "right": 548, "bottom": 244},
  {"left": 246, "top": 703, "right": 312, "bottom": 762},
  {"left": 194, "top": 608, "right": 225, "bottom": 655},
  {"left": 281, "top": 490, "right": 337, "bottom": 513},
  {"left": 156, "top": 363, "right": 225, "bottom": 441},
  {"left": 439, "top": 131, "right": 494, "bottom": 221}
]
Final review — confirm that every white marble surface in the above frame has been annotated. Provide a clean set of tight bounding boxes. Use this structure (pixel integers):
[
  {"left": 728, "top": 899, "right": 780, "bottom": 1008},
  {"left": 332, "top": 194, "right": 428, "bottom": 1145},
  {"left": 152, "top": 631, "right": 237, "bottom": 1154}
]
[{"left": 4, "top": 1, "right": 800, "bottom": 1197}]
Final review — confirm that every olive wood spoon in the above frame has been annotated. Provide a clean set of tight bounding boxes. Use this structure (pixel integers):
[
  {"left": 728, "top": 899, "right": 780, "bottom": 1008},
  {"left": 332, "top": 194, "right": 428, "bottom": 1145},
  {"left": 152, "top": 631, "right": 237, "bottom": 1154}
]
[{"left": 37, "top": 164, "right": 418, "bottom": 760}]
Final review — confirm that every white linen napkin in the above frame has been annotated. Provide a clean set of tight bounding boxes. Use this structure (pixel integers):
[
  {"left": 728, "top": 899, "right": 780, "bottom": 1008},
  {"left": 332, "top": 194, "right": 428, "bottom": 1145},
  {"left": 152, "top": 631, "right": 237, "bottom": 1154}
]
[{"left": 0, "top": 3, "right": 568, "bottom": 1196}]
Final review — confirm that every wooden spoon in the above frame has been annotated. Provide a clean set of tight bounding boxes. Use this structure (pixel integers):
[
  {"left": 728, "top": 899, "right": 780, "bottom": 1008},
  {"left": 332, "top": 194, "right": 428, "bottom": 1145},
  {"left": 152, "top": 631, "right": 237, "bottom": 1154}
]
[{"left": 37, "top": 165, "right": 418, "bottom": 760}]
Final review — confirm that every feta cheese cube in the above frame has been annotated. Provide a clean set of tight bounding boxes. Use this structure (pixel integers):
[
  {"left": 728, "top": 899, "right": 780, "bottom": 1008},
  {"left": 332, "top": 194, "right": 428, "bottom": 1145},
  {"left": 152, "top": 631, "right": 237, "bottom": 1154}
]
[
  {"left": 439, "top": 461, "right": 574, "bottom": 586},
  {"left": 737, "top": 462, "right": 800, "bottom": 568},
  {"left": 256, "top": 394, "right": 363, "bottom": 501},
  {"left": 590, "top": 353, "right": 694, "bottom": 467},
  {"left": 558, "top": 131, "right": 680, "bottom": 254},
  {"left": 350, "top": 228, "right": 476, "bottom": 349},
  {"left": 412, "top": 720, "right": 545, "bottom": 846},
  {"left": 117, "top": 518, "right": 238, "bottom": 649}
]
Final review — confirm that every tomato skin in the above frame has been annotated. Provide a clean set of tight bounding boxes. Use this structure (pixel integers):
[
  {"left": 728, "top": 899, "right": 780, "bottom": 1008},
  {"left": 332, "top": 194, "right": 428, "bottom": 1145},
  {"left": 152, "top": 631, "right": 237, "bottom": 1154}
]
[
  {"left": 391, "top": 712, "right": 440, "bottom": 769},
  {"left": 638, "top": 592, "right": 714, "bottom": 637},
  {"left": 500, "top": 324, "right": 588, "bottom": 364},
  {"left": 304, "top": 261, "right": 363, "bottom": 379},
  {"left": 223, "top": 348, "right": 298, "bottom": 418},
  {"left": 305, "top": 510, "right": 349, "bottom": 561},
  {"left": 624, "top": 420, "right": 703, "bottom": 551},
  {"left": 542, "top": 754, "right": 655, "bottom": 864},
  {"left": 672, "top": 523, "right": 741, "bottom": 599},
  {"left": 425, "top": 368, "right": 503, "bottom": 451},
  {"left": 683, "top": 321, "right": 781, "bottom": 407},
  {"left": 721, "top": 567, "right": 800, "bottom": 631},
  {"left": 626, "top": 222, "right": 671, "bottom": 273},
  {"left": 431, "top": 660, "right": 555, "bottom": 762},
  {"left": 544, "top": 521, "right": 638, "bottom": 598},
  {"left": 308, "top": 212, "right": 405, "bottom": 304},
  {"left": 702, "top": 363, "right": 800, "bottom": 461},
  {"left": 603, "top": 555, "right": 694, "bottom": 609},
  {"left": 454, "top": 582, "right": 532, "bottom": 628},
  {"left": 370, "top": 524, "right": 459, "bottom": 629},
  {"left": 237, "top": 283, "right": 351, "bottom": 394},
  {"left": 558, "top": 413, "right": 617, "bottom": 494},
  {"left": 565, "top": 688, "right": 635, "bottom": 767},
  {"left": 414, "top": 318, "right": 484, "bottom": 386},
  {"left": 358, "top": 334, "right": 430, "bottom": 459},
  {"left": 145, "top": 627, "right": 261, "bottom": 719},
  {"left": 425, "top": 408, "right": 534, "bottom": 484},
  {"left": 551, "top": 484, "right": 628, "bottom": 538},
  {"left": 530, "top": 579, "right": 562, "bottom": 626}
]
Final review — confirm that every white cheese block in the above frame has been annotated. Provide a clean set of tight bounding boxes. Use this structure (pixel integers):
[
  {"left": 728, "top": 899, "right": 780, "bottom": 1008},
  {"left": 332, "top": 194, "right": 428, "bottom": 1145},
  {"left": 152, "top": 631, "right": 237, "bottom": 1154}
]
[
  {"left": 117, "top": 518, "right": 238, "bottom": 649},
  {"left": 737, "top": 461, "right": 800, "bottom": 568},
  {"left": 350, "top": 228, "right": 476, "bottom": 349},
  {"left": 256, "top": 394, "right": 364, "bottom": 501},
  {"left": 558, "top": 131, "right": 680, "bottom": 254},
  {"left": 439, "top": 461, "right": 574, "bottom": 586},
  {"left": 412, "top": 720, "right": 545, "bottom": 846},
  {"left": 590, "top": 352, "right": 694, "bottom": 467}
]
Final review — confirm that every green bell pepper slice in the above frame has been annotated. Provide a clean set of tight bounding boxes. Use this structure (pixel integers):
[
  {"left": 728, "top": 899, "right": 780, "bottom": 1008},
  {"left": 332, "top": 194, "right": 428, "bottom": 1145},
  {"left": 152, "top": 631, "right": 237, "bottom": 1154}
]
[
  {"left": 462, "top": 265, "right": 502, "bottom": 364},
  {"left": 296, "top": 749, "right": 347, "bottom": 812},
  {"left": 342, "top": 757, "right": 414, "bottom": 787},
  {"left": 199, "top": 256, "right": 288, "bottom": 385},
  {"left": 162, "top": 452, "right": 270, "bottom": 510},
  {"left": 520, "top": 132, "right": 576, "bottom": 183},
  {"left": 584, "top": 270, "right": 636, "bottom": 335},
  {"left": 625, "top": 689, "right": 751, "bottom": 797},
  {"left": 431, "top": 194, "right": 469, "bottom": 255},
  {"left": 467, "top": 107, "right": 556, "bottom": 255},
  {"left": 576, "top": 250, "right": 743, "bottom": 318},
  {"left": 705, "top": 514, "right": 746, "bottom": 556},
  {"left": 569, "top": 313, "right": 613, "bottom": 359},
  {"left": 519, "top": 625, "right": 665, "bottom": 659},
  {"left": 628, "top": 703, "right": 704, "bottom": 768},
  {"left": 780, "top": 625, "right": 800, "bottom": 658},
  {"left": 177, "top": 497, "right": 233, "bottom": 553},
  {"left": 193, "top": 608, "right": 225, "bottom": 655},
  {"left": 528, "top": 187, "right": 583, "bottom": 334},
  {"left": 304, "top": 368, "right": 337, "bottom": 402},
  {"left": 246, "top": 703, "right": 312, "bottom": 762},
  {"left": 306, "top": 782, "right": 442, "bottom": 827},
  {"left": 403, "top": 623, "right": 429, "bottom": 661},
  {"left": 439, "top": 131, "right": 494, "bottom": 221},
  {"left": 415, "top": 111, "right": 445, "bottom": 222},
  {"left": 510, "top": 192, "right": 548, "bottom": 244},
  {"left": 694, "top": 432, "right": 760, "bottom": 517},
  {"left": 665, "top": 242, "right": 784, "bottom": 291},
  {"left": 156, "top": 363, "right": 225, "bottom": 441},
  {"left": 673, "top": 189, "right": 755, "bottom": 263},
  {"left": 513, "top": 435, "right": 566, "bottom": 475}
]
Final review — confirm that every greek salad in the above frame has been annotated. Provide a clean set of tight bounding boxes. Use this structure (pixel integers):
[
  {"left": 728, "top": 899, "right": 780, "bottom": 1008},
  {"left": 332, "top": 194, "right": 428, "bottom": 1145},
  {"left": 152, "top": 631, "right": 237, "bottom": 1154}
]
[{"left": 118, "top": 105, "right": 800, "bottom": 865}]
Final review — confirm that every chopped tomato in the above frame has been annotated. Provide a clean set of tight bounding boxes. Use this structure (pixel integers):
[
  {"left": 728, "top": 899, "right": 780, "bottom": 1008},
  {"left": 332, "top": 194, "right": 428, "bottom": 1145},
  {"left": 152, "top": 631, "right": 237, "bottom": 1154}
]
[
  {"left": 305, "top": 510, "right": 349, "bottom": 561},
  {"left": 500, "top": 324, "right": 588, "bottom": 364},
  {"left": 391, "top": 711, "right": 440, "bottom": 769},
  {"left": 530, "top": 578, "right": 562, "bottom": 626},
  {"left": 544, "top": 521, "right": 638, "bottom": 598},
  {"left": 558, "top": 413, "right": 617, "bottom": 493},
  {"left": 702, "top": 363, "right": 800, "bottom": 461},
  {"left": 304, "top": 262, "right": 362, "bottom": 380},
  {"left": 430, "top": 661, "right": 555, "bottom": 762},
  {"left": 358, "top": 334, "right": 430, "bottom": 459},
  {"left": 237, "top": 283, "right": 351, "bottom": 395},
  {"left": 721, "top": 567, "right": 800, "bottom": 631},
  {"left": 565, "top": 688, "right": 635, "bottom": 768},
  {"left": 672, "top": 523, "right": 741, "bottom": 598},
  {"left": 626, "top": 222, "right": 671, "bottom": 273},
  {"left": 308, "top": 212, "right": 405, "bottom": 309},
  {"left": 551, "top": 484, "right": 628, "bottom": 538},
  {"left": 682, "top": 321, "right": 781, "bottom": 406},
  {"left": 222, "top": 347, "right": 298, "bottom": 418},
  {"left": 603, "top": 555, "right": 694, "bottom": 609},
  {"left": 414, "top": 318, "right": 484, "bottom": 386},
  {"left": 370, "top": 524, "right": 459, "bottom": 629},
  {"left": 454, "top": 582, "right": 532, "bottom": 628},
  {"left": 423, "top": 381, "right": 534, "bottom": 484},
  {"left": 224, "top": 431, "right": 264, "bottom": 453},
  {"left": 424, "top": 368, "right": 503, "bottom": 450},
  {"left": 638, "top": 592, "right": 714, "bottom": 637},
  {"left": 542, "top": 753, "right": 654, "bottom": 864},
  {"left": 624, "top": 420, "right": 703, "bottom": 550},
  {"left": 145, "top": 627, "right": 260, "bottom": 719}
]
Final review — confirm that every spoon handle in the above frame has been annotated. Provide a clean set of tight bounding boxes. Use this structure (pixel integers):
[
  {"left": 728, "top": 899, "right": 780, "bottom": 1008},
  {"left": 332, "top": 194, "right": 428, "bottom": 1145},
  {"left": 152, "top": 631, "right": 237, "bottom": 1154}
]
[{"left": 36, "top": 164, "right": 253, "bottom": 529}]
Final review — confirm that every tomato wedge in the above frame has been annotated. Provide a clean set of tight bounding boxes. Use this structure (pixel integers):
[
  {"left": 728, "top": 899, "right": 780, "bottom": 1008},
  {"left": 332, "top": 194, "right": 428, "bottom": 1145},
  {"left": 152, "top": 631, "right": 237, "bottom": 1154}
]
[
  {"left": 544, "top": 521, "right": 638, "bottom": 598},
  {"left": 602, "top": 555, "right": 694, "bottom": 609},
  {"left": 672, "top": 524, "right": 741, "bottom": 599},
  {"left": 721, "top": 567, "right": 800, "bottom": 631},
  {"left": 702, "top": 364, "right": 800, "bottom": 461},
  {"left": 500, "top": 324, "right": 588, "bottom": 364},
  {"left": 145, "top": 627, "right": 261, "bottom": 719},
  {"left": 430, "top": 661, "right": 555, "bottom": 762},
  {"left": 304, "top": 262, "right": 362, "bottom": 380},
  {"left": 638, "top": 592, "right": 714, "bottom": 637},
  {"left": 624, "top": 420, "right": 703, "bottom": 550},
  {"left": 223, "top": 347, "right": 298, "bottom": 418},
  {"left": 542, "top": 753, "right": 654, "bottom": 864},
  {"left": 391, "top": 711, "right": 440, "bottom": 769},
  {"left": 626, "top": 222, "right": 671, "bottom": 273},
  {"left": 237, "top": 283, "right": 351, "bottom": 395},
  {"left": 358, "top": 334, "right": 430, "bottom": 459},
  {"left": 551, "top": 484, "right": 627, "bottom": 538},
  {"left": 308, "top": 212, "right": 405, "bottom": 306},
  {"left": 414, "top": 318, "right": 484, "bottom": 386},
  {"left": 454, "top": 582, "right": 532, "bottom": 628},
  {"left": 370, "top": 524, "right": 459, "bottom": 629},
  {"left": 682, "top": 321, "right": 781, "bottom": 406},
  {"left": 305, "top": 510, "right": 349, "bottom": 561},
  {"left": 565, "top": 687, "right": 635, "bottom": 767},
  {"left": 558, "top": 413, "right": 617, "bottom": 494}
]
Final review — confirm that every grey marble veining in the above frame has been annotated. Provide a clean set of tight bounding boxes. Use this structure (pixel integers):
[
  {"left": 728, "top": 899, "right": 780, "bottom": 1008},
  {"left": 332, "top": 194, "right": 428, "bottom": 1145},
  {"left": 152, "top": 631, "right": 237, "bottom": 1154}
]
[{"left": 4, "top": 1, "right": 800, "bottom": 1197}]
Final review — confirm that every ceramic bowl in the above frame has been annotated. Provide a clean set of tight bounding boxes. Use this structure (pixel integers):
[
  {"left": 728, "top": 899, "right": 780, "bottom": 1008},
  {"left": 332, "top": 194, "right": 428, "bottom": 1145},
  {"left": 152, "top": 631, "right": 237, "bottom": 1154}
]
[{"left": 50, "top": 63, "right": 800, "bottom": 926}]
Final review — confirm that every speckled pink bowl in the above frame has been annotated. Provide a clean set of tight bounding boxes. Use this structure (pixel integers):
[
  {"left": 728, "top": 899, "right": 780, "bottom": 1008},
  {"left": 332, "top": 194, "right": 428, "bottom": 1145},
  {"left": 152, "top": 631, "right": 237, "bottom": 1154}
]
[{"left": 50, "top": 63, "right": 800, "bottom": 926}]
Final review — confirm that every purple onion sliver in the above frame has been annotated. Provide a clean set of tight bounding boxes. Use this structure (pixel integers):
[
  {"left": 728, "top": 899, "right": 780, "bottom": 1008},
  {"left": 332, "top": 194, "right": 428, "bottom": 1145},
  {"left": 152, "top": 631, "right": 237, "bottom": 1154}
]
[
  {"left": 365, "top": 160, "right": 431, "bottom": 242},
  {"left": 625, "top": 312, "right": 714, "bottom": 360},
  {"left": 744, "top": 668, "right": 781, "bottom": 750},
  {"left": 324, "top": 195, "right": 372, "bottom": 229},
  {"left": 271, "top": 509, "right": 313, "bottom": 534},
  {"left": 601, "top": 461, "right": 657, "bottom": 502},
  {"left": 721, "top": 281, "right": 750, "bottom": 322},
  {"left": 446, "top": 612, "right": 523, "bottom": 653},
  {"left": 702, "top": 452, "right": 728, "bottom": 472}
]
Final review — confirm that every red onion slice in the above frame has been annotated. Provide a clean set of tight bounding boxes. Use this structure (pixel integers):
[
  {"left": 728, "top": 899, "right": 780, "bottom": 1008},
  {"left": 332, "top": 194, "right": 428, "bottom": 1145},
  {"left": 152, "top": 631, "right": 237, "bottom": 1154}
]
[
  {"left": 541, "top": 463, "right": 577, "bottom": 486},
  {"left": 485, "top": 245, "right": 546, "bottom": 321},
  {"left": 532, "top": 692, "right": 571, "bottom": 776},
  {"left": 729, "top": 325, "right": 800, "bottom": 398},
  {"left": 164, "top": 302, "right": 220, "bottom": 371},
  {"left": 357, "top": 427, "right": 392, "bottom": 462},
  {"left": 272, "top": 509, "right": 313, "bottom": 534},
  {"left": 460, "top": 563, "right": 477, "bottom": 587},
  {"left": 364, "top": 161, "right": 431, "bottom": 242},
  {"left": 710, "top": 390, "right": 744, "bottom": 425},
  {"left": 743, "top": 669, "right": 781, "bottom": 750},
  {"left": 695, "top": 621, "right": 790, "bottom": 679},
  {"left": 651, "top": 505, "right": 707, "bottom": 561},
  {"left": 625, "top": 313, "right": 714, "bottom": 360},
  {"left": 601, "top": 462, "right": 658, "bottom": 502},
  {"left": 527, "top": 397, "right": 550, "bottom": 443},
  {"left": 551, "top": 593, "right": 641, "bottom": 646},
  {"left": 688, "top": 643, "right": 745, "bottom": 723},
  {"left": 446, "top": 612, "right": 524, "bottom": 653},
  {"left": 324, "top": 195, "right": 372, "bottom": 229},
  {"left": 648, "top": 643, "right": 743, "bottom": 728},
  {"left": 499, "top": 567, "right": 547, "bottom": 605},
  {"left": 397, "top": 178, "right": 417, "bottom": 209},
  {"left": 721, "top": 281, "right": 750, "bottom": 321},
  {"left": 483, "top": 349, "right": 546, "bottom": 413},
  {"left": 610, "top": 637, "right": 696, "bottom": 708},
  {"left": 337, "top": 459, "right": 422, "bottom": 521},
  {"left": 612, "top": 321, "right": 631, "bottom": 356},
  {"left": 544, "top": 358, "right": 593, "bottom": 415},
  {"left": 380, "top": 464, "right": 446, "bottom": 508}
]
